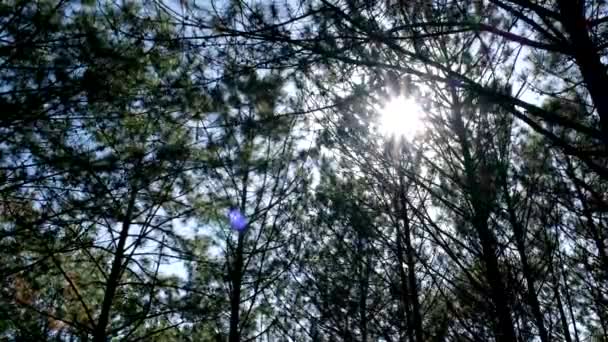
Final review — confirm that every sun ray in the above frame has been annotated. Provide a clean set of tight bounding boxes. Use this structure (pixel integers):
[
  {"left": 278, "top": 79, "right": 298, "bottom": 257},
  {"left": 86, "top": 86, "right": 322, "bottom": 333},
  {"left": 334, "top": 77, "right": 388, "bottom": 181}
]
[{"left": 378, "top": 96, "right": 425, "bottom": 139}]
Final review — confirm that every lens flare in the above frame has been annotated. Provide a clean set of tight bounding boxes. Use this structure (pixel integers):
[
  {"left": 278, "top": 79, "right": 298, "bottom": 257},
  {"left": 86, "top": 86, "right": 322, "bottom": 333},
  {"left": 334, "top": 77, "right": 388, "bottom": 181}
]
[{"left": 228, "top": 209, "right": 247, "bottom": 231}]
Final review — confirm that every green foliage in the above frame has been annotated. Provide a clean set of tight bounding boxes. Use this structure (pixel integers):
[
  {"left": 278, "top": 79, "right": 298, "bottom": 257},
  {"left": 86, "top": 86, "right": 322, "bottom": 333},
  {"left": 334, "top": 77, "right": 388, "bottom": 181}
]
[{"left": 2, "top": 0, "right": 608, "bottom": 341}]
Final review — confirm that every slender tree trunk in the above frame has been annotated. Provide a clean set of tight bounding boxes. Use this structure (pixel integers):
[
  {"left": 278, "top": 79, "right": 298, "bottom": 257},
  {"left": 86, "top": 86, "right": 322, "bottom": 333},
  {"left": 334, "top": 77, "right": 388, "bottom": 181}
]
[
  {"left": 504, "top": 192, "right": 549, "bottom": 342},
  {"left": 395, "top": 220, "right": 415, "bottom": 342},
  {"left": 357, "top": 235, "right": 370, "bottom": 342},
  {"left": 92, "top": 187, "right": 138, "bottom": 342},
  {"left": 229, "top": 232, "right": 245, "bottom": 342},
  {"left": 450, "top": 89, "right": 516, "bottom": 342},
  {"left": 398, "top": 174, "right": 423, "bottom": 342},
  {"left": 359, "top": 269, "right": 368, "bottom": 342},
  {"left": 475, "top": 220, "right": 517, "bottom": 342},
  {"left": 393, "top": 184, "right": 415, "bottom": 342},
  {"left": 560, "top": 256, "right": 581, "bottom": 342},
  {"left": 578, "top": 195, "right": 608, "bottom": 278},
  {"left": 553, "top": 270, "right": 573, "bottom": 342},
  {"left": 568, "top": 165, "right": 608, "bottom": 278},
  {"left": 583, "top": 254, "right": 608, "bottom": 339},
  {"left": 229, "top": 159, "right": 250, "bottom": 342},
  {"left": 557, "top": 0, "right": 608, "bottom": 145},
  {"left": 592, "top": 283, "right": 608, "bottom": 338}
]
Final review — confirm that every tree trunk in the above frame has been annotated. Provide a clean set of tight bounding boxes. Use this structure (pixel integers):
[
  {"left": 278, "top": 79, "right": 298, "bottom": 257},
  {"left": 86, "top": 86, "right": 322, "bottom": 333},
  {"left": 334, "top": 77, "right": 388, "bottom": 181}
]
[
  {"left": 505, "top": 191, "right": 549, "bottom": 342},
  {"left": 229, "top": 162, "right": 250, "bottom": 342},
  {"left": 557, "top": 0, "right": 608, "bottom": 145},
  {"left": 398, "top": 174, "right": 424, "bottom": 342},
  {"left": 553, "top": 269, "right": 573, "bottom": 342},
  {"left": 450, "top": 89, "right": 517, "bottom": 342},
  {"left": 395, "top": 217, "right": 415, "bottom": 342},
  {"left": 475, "top": 220, "right": 517, "bottom": 342},
  {"left": 559, "top": 253, "right": 581, "bottom": 342},
  {"left": 92, "top": 187, "right": 138, "bottom": 342},
  {"left": 357, "top": 234, "right": 370, "bottom": 342},
  {"left": 229, "top": 232, "right": 245, "bottom": 342}
]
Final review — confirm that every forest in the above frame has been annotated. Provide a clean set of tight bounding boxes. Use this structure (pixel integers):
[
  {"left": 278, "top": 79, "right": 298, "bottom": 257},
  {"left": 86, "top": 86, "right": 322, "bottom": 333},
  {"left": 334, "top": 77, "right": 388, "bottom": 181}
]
[{"left": 1, "top": 0, "right": 607, "bottom": 341}]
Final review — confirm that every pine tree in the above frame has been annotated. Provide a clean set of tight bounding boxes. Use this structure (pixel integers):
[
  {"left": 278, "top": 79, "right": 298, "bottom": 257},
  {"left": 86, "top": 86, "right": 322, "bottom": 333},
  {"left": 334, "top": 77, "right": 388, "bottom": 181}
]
[
  {"left": 1, "top": 1, "right": 211, "bottom": 340},
  {"left": 183, "top": 67, "right": 312, "bottom": 341}
]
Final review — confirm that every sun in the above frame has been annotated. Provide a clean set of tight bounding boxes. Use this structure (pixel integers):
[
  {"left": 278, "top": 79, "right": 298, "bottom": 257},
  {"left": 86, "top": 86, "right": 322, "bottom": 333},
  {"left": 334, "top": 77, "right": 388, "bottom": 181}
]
[{"left": 378, "top": 96, "right": 425, "bottom": 139}]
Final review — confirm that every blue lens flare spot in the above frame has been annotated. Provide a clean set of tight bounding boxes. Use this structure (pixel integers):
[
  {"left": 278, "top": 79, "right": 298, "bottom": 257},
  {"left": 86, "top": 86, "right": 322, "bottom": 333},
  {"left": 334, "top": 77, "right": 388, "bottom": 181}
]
[{"left": 228, "top": 209, "right": 247, "bottom": 231}]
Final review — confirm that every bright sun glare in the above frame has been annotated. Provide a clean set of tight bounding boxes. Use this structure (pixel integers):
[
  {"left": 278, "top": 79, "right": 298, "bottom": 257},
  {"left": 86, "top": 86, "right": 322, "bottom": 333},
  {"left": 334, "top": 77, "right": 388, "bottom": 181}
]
[{"left": 378, "top": 96, "right": 425, "bottom": 139}]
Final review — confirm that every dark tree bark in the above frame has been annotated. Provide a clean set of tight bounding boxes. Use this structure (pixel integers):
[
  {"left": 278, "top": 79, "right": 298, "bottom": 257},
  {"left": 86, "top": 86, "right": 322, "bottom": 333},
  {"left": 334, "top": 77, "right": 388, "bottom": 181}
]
[
  {"left": 394, "top": 211, "right": 415, "bottom": 342},
  {"left": 450, "top": 89, "right": 517, "bottom": 342},
  {"left": 229, "top": 232, "right": 245, "bottom": 342},
  {"left": 229, "top": 167, "right": 249, "bottom": 342},
  {"left": 552, "top": 267, "right": 573, "bottom": 342},
  {"left": 92, "top": 187, "right": 138, "bottom": 342},
  {"left": 557, "top": 0, "right": 608, "bottom": 146},
  {"left": 504, "top": 190, "right": 549, "bottom": 342},
  {"left": 397, "top": 173, "right": 424, "bottom": 342}
]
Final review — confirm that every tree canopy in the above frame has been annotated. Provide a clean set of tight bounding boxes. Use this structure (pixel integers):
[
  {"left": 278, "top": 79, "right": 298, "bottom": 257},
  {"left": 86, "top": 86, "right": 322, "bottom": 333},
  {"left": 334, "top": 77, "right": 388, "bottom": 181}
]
[{"left": 1, "top": 0, "right": 608, "bottom": 341}]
